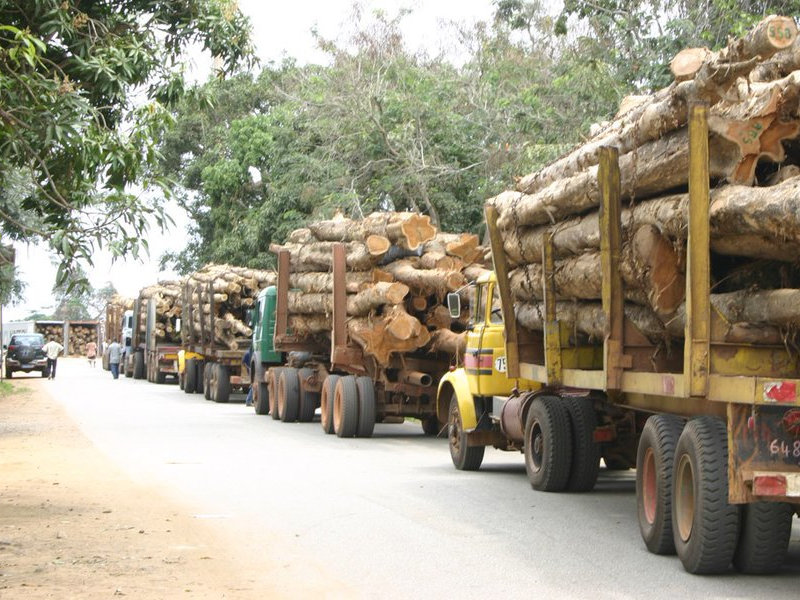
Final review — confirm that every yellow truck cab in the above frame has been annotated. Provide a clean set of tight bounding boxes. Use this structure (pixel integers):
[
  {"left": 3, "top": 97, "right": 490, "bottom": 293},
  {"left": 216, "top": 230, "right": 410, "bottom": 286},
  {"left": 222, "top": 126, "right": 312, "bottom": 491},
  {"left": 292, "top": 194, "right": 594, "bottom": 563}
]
[{"left": 437, "top": 271, "right": 537, "bottom": 469}]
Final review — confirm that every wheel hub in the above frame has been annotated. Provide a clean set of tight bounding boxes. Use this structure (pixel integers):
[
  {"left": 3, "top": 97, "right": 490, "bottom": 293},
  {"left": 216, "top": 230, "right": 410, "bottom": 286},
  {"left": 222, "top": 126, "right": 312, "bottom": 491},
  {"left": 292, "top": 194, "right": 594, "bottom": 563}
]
[{"left": 675, "top": 453, "right": 695, "bottom": 543}]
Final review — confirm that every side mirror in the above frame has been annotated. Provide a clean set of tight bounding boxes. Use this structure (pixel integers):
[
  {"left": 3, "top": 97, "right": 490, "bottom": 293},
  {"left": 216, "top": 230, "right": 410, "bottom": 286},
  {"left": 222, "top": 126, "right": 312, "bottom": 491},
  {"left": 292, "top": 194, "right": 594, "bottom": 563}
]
[
  {"left": 245, "top": 308, "right": 255, "bottom": 328},
  {"left": 446, "top": 293, "right": 461, "bottom": 319},
  {"left": 175, "top": 318, "right": 182, "bottom": 333}
]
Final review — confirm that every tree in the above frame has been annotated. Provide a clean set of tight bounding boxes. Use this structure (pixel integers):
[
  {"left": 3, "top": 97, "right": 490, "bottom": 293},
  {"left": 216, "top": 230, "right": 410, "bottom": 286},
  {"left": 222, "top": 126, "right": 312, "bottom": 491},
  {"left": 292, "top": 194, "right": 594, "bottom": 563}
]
[{"left": 0, "top": 0, "right": 254, "bottom": 294}]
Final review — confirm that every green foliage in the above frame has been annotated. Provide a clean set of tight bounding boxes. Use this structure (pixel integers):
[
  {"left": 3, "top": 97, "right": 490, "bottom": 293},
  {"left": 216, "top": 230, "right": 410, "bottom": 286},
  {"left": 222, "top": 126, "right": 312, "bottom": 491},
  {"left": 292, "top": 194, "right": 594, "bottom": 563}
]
[{"left": 0, "top": 0, "right": 253, "bottom": 298}]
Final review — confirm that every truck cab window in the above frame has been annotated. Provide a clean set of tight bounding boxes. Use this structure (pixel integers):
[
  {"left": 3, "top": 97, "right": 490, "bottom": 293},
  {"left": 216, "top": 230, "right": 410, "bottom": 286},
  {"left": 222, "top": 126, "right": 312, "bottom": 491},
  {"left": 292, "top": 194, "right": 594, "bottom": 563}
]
[{"left": 474, "top": 284, "right": 487, "bottom": 326}]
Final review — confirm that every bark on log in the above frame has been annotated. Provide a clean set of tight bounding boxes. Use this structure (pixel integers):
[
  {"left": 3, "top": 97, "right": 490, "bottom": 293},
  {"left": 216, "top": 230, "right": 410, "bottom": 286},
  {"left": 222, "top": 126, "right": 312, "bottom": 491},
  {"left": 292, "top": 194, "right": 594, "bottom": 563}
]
[
  {"left": 380, "top": 259, "right": 466, "bottom": 297},
  {"left": 494, "top": 128, "right": 744, "bottom": 231},
  {"left": 286, "top": 272, "right": 372, "bottom": 294},
  {"left": 428, "top": 329, "right": 466, "bottom": 357},
  {"left": 270, "top": 241, "right": 384, "bottom": 271},
  {"left": 286, "top": 282, "right": 409, "bottom": 317},
  {"left": 503, "top": 174, "right": 800, "bottom": 264},
  {"left": 361, "top": 212, "right": 437, "bottom": 250},
  {"left": 513, "top": 16, "right": 793, "bottom": 197}
]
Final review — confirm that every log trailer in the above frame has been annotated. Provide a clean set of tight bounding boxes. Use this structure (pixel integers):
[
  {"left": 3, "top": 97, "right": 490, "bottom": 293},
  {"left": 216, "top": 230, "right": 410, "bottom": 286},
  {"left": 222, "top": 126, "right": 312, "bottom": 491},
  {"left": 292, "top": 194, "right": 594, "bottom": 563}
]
[
  {"left": 125, "top": 296, "right": 180, "bottom": 383},
  {"left": 180, "top": 279, "right": 249, "bottom": 403},
  {"left": 250, "top": 246, "right": 450, "bottom": 437},
  {"left": 439, "top": 105, "right": 800, "bottom": 574}
]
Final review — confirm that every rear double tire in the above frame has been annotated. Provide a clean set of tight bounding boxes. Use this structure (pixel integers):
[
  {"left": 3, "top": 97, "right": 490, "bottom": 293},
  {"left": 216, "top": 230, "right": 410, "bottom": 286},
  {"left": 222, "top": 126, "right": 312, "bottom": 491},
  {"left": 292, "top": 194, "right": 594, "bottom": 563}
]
[
  {"left": 636, "top": 414, "right": 685, "bottom": 555},
  {"left": 564, "top": 397, "right": 600, "bottom": 492},
  {"left": 355, "top": 376, "right": 376, "bottom": 438},
  {"left": 253, "top": 363, "right": 270, "bottom": 415},
  {"left": 133, "top": 351, "right": 145, "bottom": 380},
  {"left": 203, "top": 362, "right": 213, "bottom": 400},
  {"left": 184, "top": 358, "right": 197, "bottom": 394},
  {"left": 214, "top": 363, "right": 230, "bottom": 403},
  {"left": 733, "top": 501, "right": 794, "bottom": 574},
  {"left": 524, "top": 396, "right": 573, "bottom": 492},
  {"left": 672, "top": 416, "right": 741, "bottom": 574},
  {"left": 278, "top": 367, "right": 300, "bottom": 422},
  {"left": 320, "top": 375, "right": 339, "bottom": 434},
  {"left": 268, "top": 368, "right": 283, "bottom": 420},
  {"left": 334, "top": 376, "right": 359, "bottom": 437}
]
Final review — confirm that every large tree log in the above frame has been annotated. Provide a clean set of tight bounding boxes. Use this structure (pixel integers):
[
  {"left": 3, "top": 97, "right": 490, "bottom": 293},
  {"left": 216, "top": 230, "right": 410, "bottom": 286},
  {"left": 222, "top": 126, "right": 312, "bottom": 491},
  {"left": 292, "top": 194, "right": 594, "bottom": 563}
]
[
  {"left": 513, "top": 15, "right": 794, "bottom": 197},
  {"left": 380, "top": 259, "right": 466, "bottom": 297},
  {"left": 503, "top": 174, "right": 800, "bottom": 264},
  {"left": 428, "top": 329, "right": 466, "bottom": 357},
  {"left": 286, "top": 282, "right": 409, "bottom": 316},
  {"left": 287, "top": 272, "right": 373, "bottom": 294},
  {"left": 270, "top": 241, "right": 384, "bottom": 271},
  {"left": 347, "top": 309, "right": 432, "bottom": 366},
  {"left": 309, "top": 212, "right": 437, "bottom": 250}
]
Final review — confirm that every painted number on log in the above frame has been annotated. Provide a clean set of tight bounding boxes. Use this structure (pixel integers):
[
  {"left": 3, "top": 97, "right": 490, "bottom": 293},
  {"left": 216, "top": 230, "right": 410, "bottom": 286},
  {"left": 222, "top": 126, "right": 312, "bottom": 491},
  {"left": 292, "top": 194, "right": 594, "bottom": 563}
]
[
  {"left": 740, "top": 121, "right": 763, "bottom": 145},
  {"left": 494, "top": 356, "right": 507, "bottom": 373},
  {"left": 768, "top": 25, "right": 795, "bottom": 42}
]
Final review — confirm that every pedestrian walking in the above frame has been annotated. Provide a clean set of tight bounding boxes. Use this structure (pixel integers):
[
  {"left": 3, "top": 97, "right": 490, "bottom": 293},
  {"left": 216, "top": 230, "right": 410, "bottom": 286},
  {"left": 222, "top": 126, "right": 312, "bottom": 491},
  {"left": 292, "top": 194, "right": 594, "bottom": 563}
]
[
  {"left": 107, "top": 340, "right": 122, "bottom": 380},
  {"left": 86, "top": 341, "right": 97, "bottom": 368},
  {"left": 42, "top": 337, "right": 64, "bottom": 380}
]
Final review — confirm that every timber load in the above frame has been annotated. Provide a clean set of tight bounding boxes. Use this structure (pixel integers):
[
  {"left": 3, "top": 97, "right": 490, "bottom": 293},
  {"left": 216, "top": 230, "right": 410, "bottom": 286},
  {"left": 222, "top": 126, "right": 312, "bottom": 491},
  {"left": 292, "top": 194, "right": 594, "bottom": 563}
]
[
  {"left": 490, "top": 15, "right": 800, "bottom": 346},
  {"left": 66, "top": 322, "right": 99, "bottom": 356},
  {"left": 183, "top": 264, "right": 276, "bottom": 351},
  {"left": 136, "top": 280, "right": 183, "bottom": 345},
  {"left": 272, "top": 212, "right": 486, "bottom": 365},
  {"left": 104, "top": 294, "right": 133, "bottom": 344}
]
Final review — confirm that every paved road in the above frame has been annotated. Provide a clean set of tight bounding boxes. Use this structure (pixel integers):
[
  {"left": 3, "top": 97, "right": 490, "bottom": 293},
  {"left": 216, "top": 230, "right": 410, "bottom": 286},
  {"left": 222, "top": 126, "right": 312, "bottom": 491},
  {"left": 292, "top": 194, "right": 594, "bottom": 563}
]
[{"left": 39, "top": 359, "right": 800, "bottom": 598}]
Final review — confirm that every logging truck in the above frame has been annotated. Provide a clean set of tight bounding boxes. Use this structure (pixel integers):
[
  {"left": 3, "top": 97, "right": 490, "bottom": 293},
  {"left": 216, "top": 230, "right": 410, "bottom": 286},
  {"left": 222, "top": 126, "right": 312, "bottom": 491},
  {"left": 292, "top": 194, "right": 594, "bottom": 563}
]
[
  {"left": 125, "top": 288, "right": 181, "bottom": 383},
  {"left": 103, "top": 296, "right": 133, "bottom": 370},
  {"left": 249, "top": 245, "right": 451, "bottom": 437},
  {"left": 439, "top": 105, "right": 800, "bottom": 575},
  {"left": 180, "top": 275, "right": 250, "bottom": 402}
]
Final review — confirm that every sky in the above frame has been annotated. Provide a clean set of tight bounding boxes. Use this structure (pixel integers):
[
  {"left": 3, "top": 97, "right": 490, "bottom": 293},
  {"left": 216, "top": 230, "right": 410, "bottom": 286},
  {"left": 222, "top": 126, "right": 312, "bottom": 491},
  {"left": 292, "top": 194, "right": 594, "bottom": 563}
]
[{"left": 4, "top": 0, "right": 496, "bottom": 322}]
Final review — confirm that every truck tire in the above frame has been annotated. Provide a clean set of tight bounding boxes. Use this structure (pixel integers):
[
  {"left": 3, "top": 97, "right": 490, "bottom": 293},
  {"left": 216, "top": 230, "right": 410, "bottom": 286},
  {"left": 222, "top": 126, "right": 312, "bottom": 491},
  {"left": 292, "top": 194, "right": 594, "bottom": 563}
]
[
  {"left": 320, "top": 374, "right": 339, "bottom": 434},
  {"left": 636, "top": 414, "right": 684, "bottom": 555},
  {"left": 448, "top": 395, "right": 484, "bottom": 470},
  {"left": 278, "top": 367, "right": 299, "bottom": 422},
  {"left": 195, "top": 361, "right": 204, "bottom": 394},
  {"left": 253, "top": 364, "right": 270, "bottom": 415},
  {"left": 155, "top": 368, "right": 166, "bottom": 384},
  {"left": 297, "top": 367, "right": 318, "bottom": 423},
  {"left": 214, "top": 364, "right": 230, "bottom": 403},
  {"left": 4, "top": 367, "right": 13, "bottom": 379},
  {"left": 334, "top": 376, "right": 358, "bottom": 438},
  {"left": 733, "top": 501, "right": 794, "bottom": 574},
  {"left": 355, "top": 376, "right": 376, "bottom": 438},
  {"left": 564, "top": 396, "right": 601, "bottom": 492},
  {"left": 524, "top": 396, "right": 573, "bottom": 492},
  {"left": 184, "top": 358, "right": 197, "bottom": 394},
  {"left": 672, "top": 416, "right": 741, "bottom": 574},
  {"left": 133, "top": 351, "right": 145, "bottom": 380},
  {"left": 203, "top": 362, "right": 213, "bottom": 400},
  {"left": 268, "top": 368, "right": 283, "bottom": 420}
]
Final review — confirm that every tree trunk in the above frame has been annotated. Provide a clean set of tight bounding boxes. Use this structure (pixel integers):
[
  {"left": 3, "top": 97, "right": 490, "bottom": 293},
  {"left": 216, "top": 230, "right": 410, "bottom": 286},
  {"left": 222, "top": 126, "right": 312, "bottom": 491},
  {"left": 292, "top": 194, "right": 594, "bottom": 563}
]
[
  {"left": 380, "top": 259, "right": 466, "bottom": 297},
  {"left": 270, "top": 241, "right": 383, "bottom": 271},
  {"left": 513, "top": 15, "right": 792, "bottom": 197},
  {"left": 428, "top": 329, "right": 466, "bottom": 357}
]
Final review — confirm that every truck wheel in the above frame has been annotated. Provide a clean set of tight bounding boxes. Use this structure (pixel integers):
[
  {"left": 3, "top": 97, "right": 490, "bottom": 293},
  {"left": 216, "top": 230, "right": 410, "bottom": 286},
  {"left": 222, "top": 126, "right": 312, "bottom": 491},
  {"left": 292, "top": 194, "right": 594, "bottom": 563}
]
[
  {"left": 155, "top": 369, "right": 166, "bottom": 384},
  {"left": 320, "top": 374, "right": 339, "bottom": 434},
  {"left": 268, "top": 368, "right": 283, "bottom": 420},
  {"left": 334, "top": 376, "right": 358, "bottom": 437},
  {"left": 202, "top": 363, "right": 211, "bottom": 399},
  {"left": 133, "top": 352, "right": 145, "bottom": 380},
  {"left": 564, "top": 397, "right": 601, "bottom": 492},
  {"left": 297, "top": 367, "right": 318, "bottom": 423},
  {"left": 254, "top": 365, "right": 270, "bottom": 415},
  {"left": 278, "top": 367, "right": 299, "bottom": 421},
  {"left": 4, "top": 367, "right": 13, "bottom": 379},
  {"left": 179, "top": 372, "right": 185, "bottom": 390},
  {"left": 524, "top": 396, "right": 573, "bottom": 492},
  {"left": 355, "top": 376, "right": 376, "bottom": 438},
  {"left": 636, "top": 414, "right": 684, "bottom": 555},
  {"left": 214, "top": 364, "right": 230, "bottom": 403},
  {"left": 733, "top": 502, "right": 794, "bottom": 574},
  {"left": 184, "top": 358, "right": 197, "bottom": 394},
  {"left": 448, "top": 395, "right": 484, "bottom": 470},
  {"left": 672, "top": 416, "right": 740, "bottom": 574}
]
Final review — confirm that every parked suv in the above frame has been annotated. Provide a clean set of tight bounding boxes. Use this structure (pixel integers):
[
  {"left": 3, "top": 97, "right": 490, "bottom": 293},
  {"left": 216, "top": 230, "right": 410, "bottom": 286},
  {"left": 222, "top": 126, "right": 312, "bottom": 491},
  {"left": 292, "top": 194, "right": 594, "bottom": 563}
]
[{"left": 4, "top": 333, "right": 48, "bottom": 378}]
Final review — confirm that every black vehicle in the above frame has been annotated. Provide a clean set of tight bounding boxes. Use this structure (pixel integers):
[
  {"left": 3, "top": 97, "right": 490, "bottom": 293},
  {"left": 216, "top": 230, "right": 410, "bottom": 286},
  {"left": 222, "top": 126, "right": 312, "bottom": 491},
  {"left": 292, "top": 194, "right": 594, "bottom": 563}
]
[{"left": 4, "top": 333, "right": 48, "bottom": 378}]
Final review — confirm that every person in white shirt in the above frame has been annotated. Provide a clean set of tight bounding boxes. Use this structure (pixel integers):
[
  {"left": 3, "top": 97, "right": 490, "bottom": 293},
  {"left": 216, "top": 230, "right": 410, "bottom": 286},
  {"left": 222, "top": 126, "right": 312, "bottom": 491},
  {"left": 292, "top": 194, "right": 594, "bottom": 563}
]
[
  {"left": 42, "top": 337, "right": 64, "bottom": 380},
  {"left": 107, "top": 340, "right": 122, "bottom": 380}
]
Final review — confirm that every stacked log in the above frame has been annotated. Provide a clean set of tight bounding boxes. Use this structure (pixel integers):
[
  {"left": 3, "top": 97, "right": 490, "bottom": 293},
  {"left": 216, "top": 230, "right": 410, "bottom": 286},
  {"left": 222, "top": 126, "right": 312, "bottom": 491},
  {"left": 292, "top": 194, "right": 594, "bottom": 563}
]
[
  {"left": 67, "top": 323, "right": 99, "bottom": 356},
  {"left": 490, "top": 15, "right": 800, "bottom": 345},
  {"left": 35, "top": 322, "right": 64, "bottom": 346},
  {"left": 183, "top": 264, "right": 276, "bottom": 351},
  {"left": 272, "top": 212, "right": 485, "bottom": 365},
  {"left": 104, "top": 294, "right": 134, "bottom": 344},
  {"left": 136, "top": 281, "right": 183, "bottom": 345}
]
